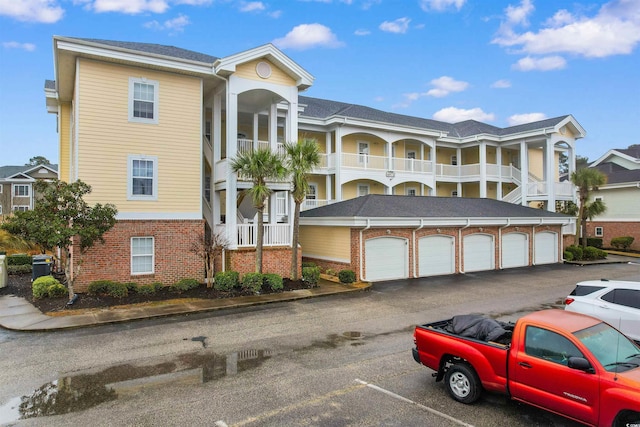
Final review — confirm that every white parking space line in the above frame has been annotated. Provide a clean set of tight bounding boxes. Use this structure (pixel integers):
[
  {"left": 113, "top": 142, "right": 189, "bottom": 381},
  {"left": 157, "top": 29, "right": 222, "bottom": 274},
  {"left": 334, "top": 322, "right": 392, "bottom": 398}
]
[{"left": 355, "top": 379, "right": 475, "bottom": 427}]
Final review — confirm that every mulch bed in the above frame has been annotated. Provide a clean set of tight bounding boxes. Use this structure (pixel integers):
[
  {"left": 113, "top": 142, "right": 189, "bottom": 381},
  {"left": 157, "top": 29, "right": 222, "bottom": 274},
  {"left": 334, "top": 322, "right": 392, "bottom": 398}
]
[{"left": 0, "top": 273, "right": 311, "bottom": 314}]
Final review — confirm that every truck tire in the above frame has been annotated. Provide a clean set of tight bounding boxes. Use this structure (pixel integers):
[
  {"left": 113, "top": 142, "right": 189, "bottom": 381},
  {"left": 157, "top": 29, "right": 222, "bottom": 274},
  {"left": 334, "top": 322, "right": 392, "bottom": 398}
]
[
  {"left": 613, "top": 410, "right": 640, "bottom": 427},
  {"left": 444, "top": 363, "right": 481, "bottom": 404}
]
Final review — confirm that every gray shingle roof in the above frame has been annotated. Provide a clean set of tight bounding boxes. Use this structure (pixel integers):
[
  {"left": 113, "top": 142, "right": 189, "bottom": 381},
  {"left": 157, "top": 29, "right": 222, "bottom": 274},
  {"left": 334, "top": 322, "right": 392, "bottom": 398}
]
[
  {"left": 616, "top": 144, "right": 640, "bottom": 159},
  {"left": 300, "top": 195, "right": 570, "bottom": 219},
  {"left": 0, "top": 164, "right": 58, "bottom": 179},
  {"left": 299, "top": 96, "right": 569, "bottom": 137},
  {"left": 72, "top": 38, "right": 219, "bottom": 63},
  {"left": 44, "top": 80, "right": 55, "bottom": 89}
]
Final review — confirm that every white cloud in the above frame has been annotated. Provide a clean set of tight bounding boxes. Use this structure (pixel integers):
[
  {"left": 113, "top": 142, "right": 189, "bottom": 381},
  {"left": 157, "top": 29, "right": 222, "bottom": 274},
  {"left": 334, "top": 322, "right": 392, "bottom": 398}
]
[
  {"left": 268, "top": 10, "right": 282, "bottom": 18},
  {"left": 433, "top": 107, "right": 495, "bottom": 123},
  {"left": 355, "top": 29, "right": 371, "bottom": 36},
  {"left": 505, "top": 0, "right": 534, "bottom": 26},
  {"left": 273, "top": 23, "right": 344, "bottom": 50},
  {"left": 0, "top": 0, "right": 64, "bottom": 23},
  {"left": 508, "top": 113, "right": 547, "bottom": 126},
  {"left": 173, "top": 0, "right": 212, "bottom": 4},
  {"left": 379, "top": 17, "right": 410, "bottom": 34},
  {"left": 426, "top": 76, "right": 469, "bottom": 97},
  {"left": 419, "top": 0, "right": 465, "bottom": 12},
  {"left": 491, "top": 79, "right": 511, "bottom": 88},
  {"left": 90, "top": 0, "right": 169, "bottom": 14},
  {"left": 512, "top": 55, "right": 566, "bottom": 71},
  {"left": 2, "top": 41, "right": 36, "bottom": 51},
  {"left": 493, "top": 0, "right": 640, "bottom": 58},
  {"left": 239, "top": 1, "right": 265, "bottom": 12},
  {"left": 144, "top": 14, "right": 190, "bottom": 33}
]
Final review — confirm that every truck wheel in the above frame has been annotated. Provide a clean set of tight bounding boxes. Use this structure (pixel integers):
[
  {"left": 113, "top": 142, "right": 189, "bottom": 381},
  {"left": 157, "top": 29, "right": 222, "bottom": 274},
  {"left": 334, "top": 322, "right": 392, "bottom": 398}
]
[
  {"left": 444, "top": 363, "right": 481, "bottom": 404},
  {"left": 613, "top": 410, "right": 640, "bottom": 427}
]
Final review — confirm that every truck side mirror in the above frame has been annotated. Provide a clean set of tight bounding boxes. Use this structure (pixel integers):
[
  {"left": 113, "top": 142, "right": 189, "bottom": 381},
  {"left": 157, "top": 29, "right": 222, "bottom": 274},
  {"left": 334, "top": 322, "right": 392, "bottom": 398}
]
[{"left": 568, "top": 356, "right": 594, "bottom": 373}]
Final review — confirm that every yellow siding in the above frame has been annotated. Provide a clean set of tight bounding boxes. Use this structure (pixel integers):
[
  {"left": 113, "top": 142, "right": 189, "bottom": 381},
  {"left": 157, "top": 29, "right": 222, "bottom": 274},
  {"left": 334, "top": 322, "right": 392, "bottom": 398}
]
[
  {"left": 462, "top": 183, "right": 480, "bottom": 197},
  {"left": 76, "top": 59, "right": 201, "bottom": 213},
  {"left": 300, "top": 225, "right": 350, "bottom": 261},
  {"left": 342, "top": 135, "right": 385, "bottom": 156},
  {"left": 486, "top": 146, "right": 497, "bottom": 164},
  {"left": 235, "top": 59, "right": 296, "bottom": 86},
  {"left": 59, "top": 102, "right": 71, "bottom": 181},
  {"left": 436, "top": 147, "right": 456, "bottom": 164},
  {"left": 342, "top": 180, "right": 385, "bottom": 199},
  {"left": 462, "top": 147, "right": 479, "bottom": 164},
  {"left": 528, "top": 148, "right": 544, "bottom": 178},
  {"left": 436, "top": 183, "right": 457, "bottom": 197},
  {"left": 307, "top": 176, "right": 326, "bottom": 199}
]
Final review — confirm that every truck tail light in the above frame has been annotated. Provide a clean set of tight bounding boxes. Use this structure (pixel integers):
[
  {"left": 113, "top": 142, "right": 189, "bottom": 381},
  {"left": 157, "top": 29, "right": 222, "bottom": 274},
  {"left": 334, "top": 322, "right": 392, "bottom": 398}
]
[{"left": 564, "top": 298, "right": 574, "bottom": 305}]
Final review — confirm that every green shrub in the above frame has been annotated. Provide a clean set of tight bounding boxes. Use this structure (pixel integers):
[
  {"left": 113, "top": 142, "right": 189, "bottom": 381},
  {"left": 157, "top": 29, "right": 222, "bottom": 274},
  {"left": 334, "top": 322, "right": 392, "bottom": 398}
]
[
  {"left": 106, "top": 282, "right": 128, "bottom": 298},
  {"left": 583, "top": 246, "right": 607, "bottom": 261},
  {"left": 7, "top": 254, "right": 31, "bottom": 266},
  {"left": 338, "top": 269, "right": 356, "bottom": 284},
  {"left": 302, "top": 266, "right": 320, "bottom": 286},
  {"left": 137, "top": 284, "right": 158, "bottom": 295},
  {"left": 301, "top": 262, "right": 316, "bottom": 268},
  {"left": 47, "top": 283, "right": 68, "bottom": 298},
  {"left": 125, "top": 282, "right": 138, "bottom": 294},
  {"left": 563, "top": 250, "right": 574, "bottom": 262},
  {"left": 264, "top": 273, "right": 283, "bottom": 291},
  {"left": 7, "top": 264, "right": 31, "bottom": 275},
  {"left": 87, "top": 280, "right": 114, "bottom": 295},
  {"left": 586, "top": 238, "right": 603, "bottom": 248},
  {"left": 611, "top": 236, "right": 634, "bottom": 250},
  {"left": 324, "top": 268, "right": 336, "bottom": 276},
  {"left": 32, "top": 275, "right": 64, "bottom": 299},
  {"left": 214, "top": 271, "right": 239, "bottom": 291},
  {"left": 170, "top": 278, "right": 200, "bottom": 293},
  {"left": 241, "top": 273, "right": 263, "bottom": 293},
  {"left": 565, "top": 245, "right": 583, "bottom": 261}
]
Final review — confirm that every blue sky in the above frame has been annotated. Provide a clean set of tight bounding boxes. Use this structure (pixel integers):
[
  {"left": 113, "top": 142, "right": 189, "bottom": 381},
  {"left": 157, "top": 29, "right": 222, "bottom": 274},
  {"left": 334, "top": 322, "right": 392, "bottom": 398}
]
[{"left": 1, "top": 0, "right": 639, "bottom": 166}]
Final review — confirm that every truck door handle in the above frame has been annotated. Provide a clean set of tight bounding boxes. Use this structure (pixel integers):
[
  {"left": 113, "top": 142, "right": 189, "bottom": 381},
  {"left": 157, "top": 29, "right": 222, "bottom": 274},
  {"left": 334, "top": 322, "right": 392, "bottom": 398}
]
[{"left": 519, "top": 362, "right": 532, "bottom": 368}]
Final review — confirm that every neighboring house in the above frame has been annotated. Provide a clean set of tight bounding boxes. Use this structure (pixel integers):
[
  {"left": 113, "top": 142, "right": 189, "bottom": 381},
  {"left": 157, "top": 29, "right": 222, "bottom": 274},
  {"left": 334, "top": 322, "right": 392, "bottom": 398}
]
[
  {"left": 300, "top": 195, "right": 572, "bottom": 282},
  {"left": 0, "top": 164, "right": 58, "bottom": 218},
  {"left": 585, "top": 145, "right": 640, "bottom": 251},
  {"left": 44, "top": 37, "right": 581, "bottom": 289}
]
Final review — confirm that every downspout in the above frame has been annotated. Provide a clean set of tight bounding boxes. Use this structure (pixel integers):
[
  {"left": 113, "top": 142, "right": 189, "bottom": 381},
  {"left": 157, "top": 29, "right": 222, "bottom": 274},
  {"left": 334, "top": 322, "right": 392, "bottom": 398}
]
[
  {"left": 413, "top": 219, "right": 425, "bottom": 278},
  {"left": 458, "top": 219, "right": 472, "bottom": 274},
  {"left": 532, "top": 219, "right": 544, "bottom": 265},
  {"left": 359, "top": 219, "right": 371, "bottom": 282},
  {"left": 498, "top": 219, "right": 511, "bottom": 269}
]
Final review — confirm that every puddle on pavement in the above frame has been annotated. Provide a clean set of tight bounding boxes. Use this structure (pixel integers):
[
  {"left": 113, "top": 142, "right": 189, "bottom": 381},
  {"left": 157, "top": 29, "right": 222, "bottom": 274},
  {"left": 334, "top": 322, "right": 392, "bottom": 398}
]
[{"left": 0, "top": 347, "right": 272, "bottom": 424}]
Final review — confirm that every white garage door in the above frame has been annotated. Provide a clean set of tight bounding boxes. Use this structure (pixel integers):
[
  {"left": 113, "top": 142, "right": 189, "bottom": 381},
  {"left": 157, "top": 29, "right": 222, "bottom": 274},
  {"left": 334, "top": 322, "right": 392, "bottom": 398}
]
[
  {"left": 365, "top": 237, "right": 408, "bottom": 281},
  {"left": 535, "top": 232, "right": 558, "bottom": 265},
  {"left": 501, "top": 233, "right": 529, "bottom": 269},
  {"left": 463, "top": 234, "right": 494, "bottom": 272},
  {"left": 418, "top": 235, "right": 455, "bottom": 277}
]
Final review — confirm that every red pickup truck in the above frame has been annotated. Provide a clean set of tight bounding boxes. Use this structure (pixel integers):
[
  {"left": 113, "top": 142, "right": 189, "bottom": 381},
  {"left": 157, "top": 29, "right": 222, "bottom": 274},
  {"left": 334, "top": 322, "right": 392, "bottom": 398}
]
[{"left": 412, "top": 309, "right": 640, "bottom": 427}]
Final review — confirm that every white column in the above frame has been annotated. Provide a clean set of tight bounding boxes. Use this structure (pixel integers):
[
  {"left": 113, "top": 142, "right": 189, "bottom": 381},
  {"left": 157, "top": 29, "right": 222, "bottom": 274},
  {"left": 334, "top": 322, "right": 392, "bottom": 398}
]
[
  {"left": 288, "top": 91, "right": 299, "bottom": 143},
  {"left": 496, "top": 146, "right": 503, "bottom": 199},
  {"left": 253, "top": 113, "right": 259, "bottom": 150},
  {"left": 520, "top": 141, "right": 528, "bottom": 206},
  {"left": 213, "top": 91, "right": 222, "bottom": 162},
  {"left": 479, "top": 142, "right": 487, "bottom": 198},
  {"left": 269, "top": 103, "right": 277, "bottom": 151},
  {"left": 325, "top": 131, "right": 332, "bottom": 203},
  {"left": 226, "top": 88, "right": 238, "bottom": 248},
  {"left": 335, "top": 127, "right": 342, "bottom": 201},
  {"left": 546, "top": 138, "right": 556, "bottom": 212}
]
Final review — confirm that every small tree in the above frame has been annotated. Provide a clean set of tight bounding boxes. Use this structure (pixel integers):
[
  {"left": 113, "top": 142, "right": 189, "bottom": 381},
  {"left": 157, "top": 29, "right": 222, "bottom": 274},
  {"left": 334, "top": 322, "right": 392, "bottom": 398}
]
[
  {"left": 26, "top": 156, "right": 51, "bottom": 166},
  {"left": 190, "top": 228, "right": 230, "bottom": 288},
  {"left": 230, "top": 148, "right": 286, "bottom": 273},
  {"left": 1, "top": 180, "right": 117, "bottom": 299},
  {"left": 284, "top": 138, "right": 320, "bottom": 280},
  {"left": 571, "top": 168, "right": 607, "bottom": 248}
]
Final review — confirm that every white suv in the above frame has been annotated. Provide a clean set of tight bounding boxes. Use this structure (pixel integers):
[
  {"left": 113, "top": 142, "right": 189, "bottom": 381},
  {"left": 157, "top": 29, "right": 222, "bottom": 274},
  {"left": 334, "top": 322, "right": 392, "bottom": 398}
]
[{"left": 564, "top": 279, "right": 640, "bottom": 343}]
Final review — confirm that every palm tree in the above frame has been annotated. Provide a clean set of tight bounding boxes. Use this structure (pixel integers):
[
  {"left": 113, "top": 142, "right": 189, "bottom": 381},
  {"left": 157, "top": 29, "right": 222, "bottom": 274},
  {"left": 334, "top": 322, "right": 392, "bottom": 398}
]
[
  {"left": 231, "top": 148, "right": 286, "bottom": 273},
  {"left": 284, "top": 138, "right": 321, "bottom": 280},
  {"left": 571, "top": 168, "right": 607, "bottom": 247}
]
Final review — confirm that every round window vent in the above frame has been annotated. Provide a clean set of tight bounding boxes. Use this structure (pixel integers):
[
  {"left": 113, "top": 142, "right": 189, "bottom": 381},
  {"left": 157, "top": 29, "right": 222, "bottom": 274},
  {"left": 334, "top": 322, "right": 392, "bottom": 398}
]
[{"left": 256, "top": 61, "right": 272, "bottom": 79}]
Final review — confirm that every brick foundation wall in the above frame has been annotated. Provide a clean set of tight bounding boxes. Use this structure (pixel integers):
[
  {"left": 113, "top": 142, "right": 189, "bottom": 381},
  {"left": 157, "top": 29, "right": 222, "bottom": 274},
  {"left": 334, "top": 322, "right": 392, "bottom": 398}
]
[
  {"left": 586, "top": 221, "right": 640, "bottom": 251},
  {"left": 225, "top": 246, "right": 301, "bottom": 279},
  {"left": 302, "top": 257, "right": 351, "bottom": 275},
  {"left": 73, "top": 219, "right": 205, "bottom": 292}
]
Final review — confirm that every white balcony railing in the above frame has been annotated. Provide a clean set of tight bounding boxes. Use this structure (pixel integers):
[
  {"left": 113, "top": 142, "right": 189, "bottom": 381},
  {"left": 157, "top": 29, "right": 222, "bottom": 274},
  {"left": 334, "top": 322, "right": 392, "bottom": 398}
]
[
  {"left": 301, "top": 199, "right": 333, "bottom": 211},
  {"left": 237, "top": 223, "right": 290, "bottom": 247},
  {"left": 237, "top": 138, "right": 285, "bottom": 157}
]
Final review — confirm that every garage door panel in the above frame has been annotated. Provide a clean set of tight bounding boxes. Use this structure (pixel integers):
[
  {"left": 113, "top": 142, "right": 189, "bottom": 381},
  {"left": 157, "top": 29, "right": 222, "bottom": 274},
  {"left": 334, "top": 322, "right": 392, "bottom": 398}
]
[
  {"left": 502, "top": 233, "right": 528, "bottom": 269},
  {"left": 463, "top": 234, "right": 494, "bottom": 272},
  {"left": 535, "top": 232, "right": 558, "bottom": 265},
  {"left": 365, "top": 237, "right": 408, "bottom": 281},
  {"left": 419, "top": 235, "right": 455, "bottom": 276}
]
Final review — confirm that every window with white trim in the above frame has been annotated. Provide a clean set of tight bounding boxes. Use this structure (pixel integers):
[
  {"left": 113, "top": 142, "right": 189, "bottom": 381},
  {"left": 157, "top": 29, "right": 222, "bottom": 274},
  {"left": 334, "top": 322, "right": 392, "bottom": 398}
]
[
  {"left": 595, "top": 227, "right": 603, "bottom": 237},
  {"left": 358, "top": 141, "right": 369, "bottom": 165},
  {"left": 129, "top": 78, "right": 159, "bottom": 124},
  {"left": 13, "top": 206, "right": 29, "bottom": 212},
  {"left": 307, "top": 183, "right": 317, "bottom": 200},
  {"left": 357, "top": 184, "right": 369, "bottom": 197},
  {"left": 128, "top": 155, "right": 158, "bottom": 200},
  {"left": 406, "top": 187, "right": 417, "bottom": 196},
  {"left": 451, "top": 190, "right": 458, "bottom": 197},
  {"left": 594, "top": 196, "right": 603, "bottom": 202},
  {"left": 131, "top": 237, "right": 154, "bottom": 275},
  {"left": 451, "top": 155, "right": 458, "bottom": 166},
  {"left": 13, "top": 184, "right": 30, "bottom": 197}
]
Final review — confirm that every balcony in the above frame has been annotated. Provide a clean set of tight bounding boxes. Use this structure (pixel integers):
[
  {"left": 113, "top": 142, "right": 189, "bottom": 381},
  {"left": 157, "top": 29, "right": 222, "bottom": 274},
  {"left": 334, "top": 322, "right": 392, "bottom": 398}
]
[
  {"left": 238, "top": 138, "right": 285, "bottom": 157},
  {"left": 301, "top": 199, "right": 334, "bottom": 211},
  {"left": 214, "top": 223, "right": 290, "bottom": 248}
]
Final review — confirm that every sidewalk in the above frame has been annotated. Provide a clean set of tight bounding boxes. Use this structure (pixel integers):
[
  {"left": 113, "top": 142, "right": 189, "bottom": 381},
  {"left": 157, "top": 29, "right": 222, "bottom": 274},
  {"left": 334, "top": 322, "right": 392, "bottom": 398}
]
[{"left": 0, "top": 280, "right": 371, "bottom": 332}]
